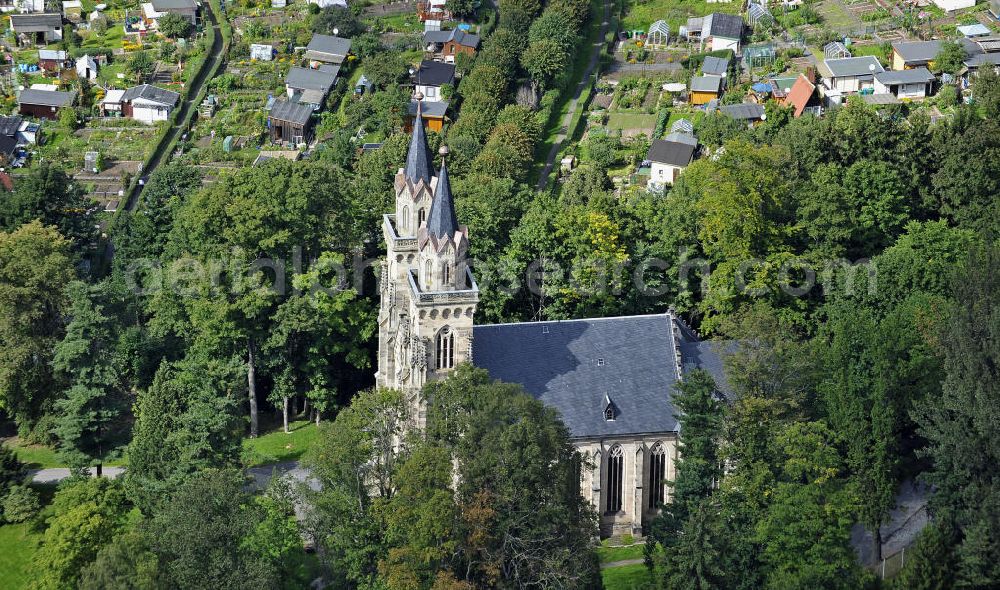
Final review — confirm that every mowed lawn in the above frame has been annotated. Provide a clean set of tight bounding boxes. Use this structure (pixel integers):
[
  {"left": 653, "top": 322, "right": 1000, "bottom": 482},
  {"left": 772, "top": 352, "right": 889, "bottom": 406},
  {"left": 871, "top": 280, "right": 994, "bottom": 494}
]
[
  {"left": 605, "top": 112, "right": 658, "bottom": 132},
  {"left": 602, "top": 562, "right": 657, "bottom": 589},
  {"left": 242, "top": 419, "right": 320, "bottom": 467},
  {"left": 0, "top": 522, "right": 42, "bottom": 590},
  {"left": 622, "top": 0, "right": 741, "bottom": 32},
  {"left": 2, "top": 438, "right": 61, "bottom": 469}
]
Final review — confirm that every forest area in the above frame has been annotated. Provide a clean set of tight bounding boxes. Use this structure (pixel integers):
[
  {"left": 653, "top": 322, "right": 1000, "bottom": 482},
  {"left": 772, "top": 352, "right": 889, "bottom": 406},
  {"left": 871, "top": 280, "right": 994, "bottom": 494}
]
[{"left": 0, "top": 0, "right": 999, "bottom": 585}]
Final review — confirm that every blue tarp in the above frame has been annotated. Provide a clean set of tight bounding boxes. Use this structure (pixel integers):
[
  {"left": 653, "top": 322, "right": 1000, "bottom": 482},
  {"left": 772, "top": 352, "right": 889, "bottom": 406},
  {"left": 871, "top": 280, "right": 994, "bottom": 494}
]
[{"left": 751, "top": 82, "right": 771, "bottom": 93}]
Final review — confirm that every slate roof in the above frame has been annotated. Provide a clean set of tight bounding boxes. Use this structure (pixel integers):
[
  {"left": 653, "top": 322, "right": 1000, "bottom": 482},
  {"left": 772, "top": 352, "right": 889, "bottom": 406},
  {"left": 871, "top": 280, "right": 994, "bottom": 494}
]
[
  {"left": 891, "top": 40, "right": 941, "bottom": 63},
  {"left": 150, "top": 0, "right": 197, "bottom": 11},
  {"left": 965, "top": 52, "right": 1000, "bottom": 67},
  {"left": 691, "top": 75, "right": 722, "bottom": 93},
  {"left": 407, "top": 99, "right": 448, "bottom": 118},
  {"left": 122, "top": 84, "right": 179, "bottom": 106},
  {"left": 470, "top": 313, "right": 730, "bottom": 439},
  {"left": 423, "top": 28, "right": 480, "bottom": 48},
  {"left": 719, "top": 102, "right": 765, "bottom": 120},
  {"left": 285, "top": 65, "right": 338, "bottom": 91},
  {"left": 304, "top": 34, "right": 352, "bottom": 61},
  {"left": 415, "top": 60, "right": 455, "bottom": 86},
  {"left": 686, "top": 16, "right": 703, "bottom": 33},
  {"left": 823, "top": 56, "right": 884, "bottom": 77},
  {"left": 425, "top": 157, "right": 458, "bottom": 238},
  {"left": 702, "top": 55, "right": 730, "bottom": 76},
  {"left": 704, "top": 12, "right": 743, "bottom": 39},
  {"left": 0, "top": 116, "right": 22, "bottom": 137},
  {"left": 404, "top": 101, "right": 435, "bottom": 184},
  {"left": 18, "top": 88, "right": 75, "bottom": 107},
  {"left": 10, "top": 13, "right": 63, "bottom": 31},
  {"left": 663, "top": 131, "right": 697, "bottom": 146},
  {"left": 875, "top": 67, "right": 934, "bottom": 85},
  {"left": 647, "top": 138, "right": 696, "bottom": 167},
  {"left": 269, "top": 98, "right": 313, "bottom": 125}
]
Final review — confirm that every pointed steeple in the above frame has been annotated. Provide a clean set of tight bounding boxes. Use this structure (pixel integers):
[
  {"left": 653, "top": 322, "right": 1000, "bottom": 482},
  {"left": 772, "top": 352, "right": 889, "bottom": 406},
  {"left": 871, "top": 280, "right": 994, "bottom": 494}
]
[
  {"left": 425, "top": 146, "right": 459, "bottom": 239},
  {"left": 404, "top": 93, "right": 434, "bottom": 185}
]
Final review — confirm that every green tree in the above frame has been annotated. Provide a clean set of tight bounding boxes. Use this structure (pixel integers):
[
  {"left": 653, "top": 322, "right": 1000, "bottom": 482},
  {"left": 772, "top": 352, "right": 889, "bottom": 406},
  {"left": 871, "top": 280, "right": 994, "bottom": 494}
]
[
  {"left": 756, "top": 421, "right": 864, "bottom": 590},
  {"left": 972, "top": 66, "right": 1000, "bottom": 119},
  {"left": 51, "top": 280, "right": 129, "bottom": 476},
  {"left": 126, "top": 51, "right": 154, "bottom": 84},
  {"left": 890, "top": 523, "right": 956, "bottom": 590},
  {"left": 0, "top": 221, "right": 75, "bottom": 432},
  {"left": 934, "top": 40, "right": 967, "bottom": 75},
  {"left": 445, "top": 0, "right": 476, "bottom": 18},
  {"left": 521, "top": 39, "right": 568, "bottom": 92},
  {"left": 422, "top": 365, "right": 601, "bottom": 588},
  {"left": 124, "top": 356, "right": 242, "bottom": 514},
  {"left": 32, "top": 478, "right": 130, "bottom": 590},
  {"left": 313, "top": 5, "right": 363, "bottom": 37},
  {"left": 915, "top": 245, "right": 1000, "bottom": 586},
  {"left": 305, "top": 387, "right": 409, "bottom": 587},
  {"left": 0, "top": 163, "right": 97, "bottom": 252},
  {"left": 157, "top": 12, "right": 192, "bottom": 38},
  {"left": 78, "top": 530, "right": 168, "bottom": 590},
  {"left": 145, "top": 468, "right": 289, "bottom": 590}
]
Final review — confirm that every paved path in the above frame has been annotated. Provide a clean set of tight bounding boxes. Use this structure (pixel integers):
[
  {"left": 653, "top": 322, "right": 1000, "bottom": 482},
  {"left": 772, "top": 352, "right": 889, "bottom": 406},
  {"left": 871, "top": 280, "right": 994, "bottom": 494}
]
[
  {"left": 30, "top": 466, "right": 125, "bottom": 483},
  {"left": 601, "top": 558, "right": 645, "bottom": 570},
  {"left": 123, "top": 1, "right": 225, "bottom": 214},
  {"left": 535, "top": 0, "right": 613, "bottom": 191},
  {"left": 29, "top": 461, "right": 316, "bottom": 489}
]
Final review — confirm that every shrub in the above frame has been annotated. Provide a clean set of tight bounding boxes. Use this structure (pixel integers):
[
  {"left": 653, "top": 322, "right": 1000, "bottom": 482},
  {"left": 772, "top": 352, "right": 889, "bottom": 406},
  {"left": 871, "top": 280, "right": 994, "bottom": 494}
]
[{"left": 3, "top": 485, "right": 39, "bottom": 523}]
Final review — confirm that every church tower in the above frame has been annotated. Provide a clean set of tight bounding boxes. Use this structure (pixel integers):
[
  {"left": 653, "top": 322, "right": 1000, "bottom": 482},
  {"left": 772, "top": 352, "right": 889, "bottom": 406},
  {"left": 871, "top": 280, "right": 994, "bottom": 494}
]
[{"left": 377, "top": 100, "right": 478, "bottom": 428}]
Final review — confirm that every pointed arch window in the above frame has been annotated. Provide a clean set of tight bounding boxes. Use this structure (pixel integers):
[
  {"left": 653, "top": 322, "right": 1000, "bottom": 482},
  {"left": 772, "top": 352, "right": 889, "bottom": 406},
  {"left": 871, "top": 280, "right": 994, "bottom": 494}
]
[
  {"left": 424, "top": 259, "right": 433, "bottom": 289},
  {"left": 401, "top": 206, "right": 409, "bottom": 231},
  {"left": 649, "top": 442, "right": 667, "bottom": 509},
  {"left": 606, "top": 445, "right": 624, "bottom": 514},
  {"left": 442, "top": 262, "right": 452, "bottom": 285},
  {"left": 436, "top": 327, "right": 454, "bottom": 369},
  {"left": 418, "top": 208, "right": 426, "bottom": 227}
]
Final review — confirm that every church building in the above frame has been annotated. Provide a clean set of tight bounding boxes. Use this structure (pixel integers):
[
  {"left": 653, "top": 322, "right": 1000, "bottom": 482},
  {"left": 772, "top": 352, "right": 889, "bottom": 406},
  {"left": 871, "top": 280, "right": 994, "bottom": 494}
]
[{"left": 376, "top": 101, "right": 729, "bottom": 537}]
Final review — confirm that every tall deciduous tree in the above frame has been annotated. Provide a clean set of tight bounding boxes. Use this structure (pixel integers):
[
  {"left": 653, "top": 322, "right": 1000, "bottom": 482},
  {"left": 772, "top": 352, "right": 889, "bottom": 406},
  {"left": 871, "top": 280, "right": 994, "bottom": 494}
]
[
  {"left": 0, "top": 163, "right": 96, "bottom": 253},
  {"left": 0, "top": 221, "right": 75, "bottom": 432}
]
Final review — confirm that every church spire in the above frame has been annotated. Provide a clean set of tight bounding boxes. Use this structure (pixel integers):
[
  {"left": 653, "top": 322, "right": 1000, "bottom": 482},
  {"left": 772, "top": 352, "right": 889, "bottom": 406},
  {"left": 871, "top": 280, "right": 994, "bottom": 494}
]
[
  {"left": 404, "top": 93, "right": 434, "bottom": 185},
  {"left": 425, "top": 146, "right": 459, "bottom": 239}
]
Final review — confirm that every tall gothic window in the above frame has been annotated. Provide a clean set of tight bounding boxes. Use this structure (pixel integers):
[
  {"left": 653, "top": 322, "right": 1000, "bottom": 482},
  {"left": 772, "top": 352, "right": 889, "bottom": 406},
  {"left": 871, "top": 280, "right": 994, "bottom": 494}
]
[
  {"left": 436, "top": 327, "right": 454, "bottom": 369},
  {"left": 649, "top": 442, "right": 667, "bottom": 509},
  {"left": 401, "top": 206, "right": 409, "bottom": 231},
  {"left": 606, "top": 445, "right": 624, "bottom": 514},
  {"left": 424, "top": 260, "right": 433, "bottom": 289},
  {"left": 418, "top": 208, "right": 426, "bottom": 227},
  {"left": 442, "top": 262, "right": 451, "bottom": 285}
]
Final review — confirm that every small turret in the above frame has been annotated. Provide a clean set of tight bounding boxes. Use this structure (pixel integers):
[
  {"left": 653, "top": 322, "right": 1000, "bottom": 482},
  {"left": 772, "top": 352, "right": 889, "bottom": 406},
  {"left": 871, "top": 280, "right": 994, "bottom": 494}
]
[
  {"left": 403, "top": 92, "right": 434, "bottom": 185},
  {"left": 424, "top": 145, "right": 459, "bottom": 240}
]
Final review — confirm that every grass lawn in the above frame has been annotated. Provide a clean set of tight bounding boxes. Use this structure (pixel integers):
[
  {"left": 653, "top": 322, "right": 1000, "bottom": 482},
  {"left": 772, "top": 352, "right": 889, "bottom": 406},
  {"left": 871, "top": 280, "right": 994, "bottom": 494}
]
[
  {"left": 622, "top": 0, "right": 740, "bottom": 32},
  {"left": 602, "top": 562, "right": 656, "bottom": 590},
  {"left": 0, "top": 522, "right": 43, "bottom": 590},
  {"left": 242, "top": 419, "right": 320, "bottom": 467},
  {"left": 815, "top": 0, "right": 858, "bottom": 32},
  {"left": 605, "top": 112, "right": 657, "bottom": 131},
  {"left": 851, "top": 42, "right": 890, "bottom": 64},
  {"left": 2, "top": 438, "right": 61, "bottom": 469},
  {"left": 598, "top": 542, "right": 646, "bottom": 564}
]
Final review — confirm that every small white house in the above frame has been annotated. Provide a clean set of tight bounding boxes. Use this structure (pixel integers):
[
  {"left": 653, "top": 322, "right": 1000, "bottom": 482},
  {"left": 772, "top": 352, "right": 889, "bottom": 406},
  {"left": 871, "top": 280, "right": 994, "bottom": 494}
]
[
  {"left": 819, "top": 56, "right": 884, "bottom": 93},
  {"left": 646, "top": 135, "right": 697, "bottom": 187},
  {"left": 874, "top": 67, "right": 935, "bottom": 99},
  {"left": 100, "top": 88, "right": 125, "bottom": 116},
  {"left": 701, "top": 13, "right": 743, "bottom": 53},
  {"left": 75, "top": 54, "right": 98, "bottom": 80},
  {"left": 121, "top": 84, "right": 180, "bottom": 123}
]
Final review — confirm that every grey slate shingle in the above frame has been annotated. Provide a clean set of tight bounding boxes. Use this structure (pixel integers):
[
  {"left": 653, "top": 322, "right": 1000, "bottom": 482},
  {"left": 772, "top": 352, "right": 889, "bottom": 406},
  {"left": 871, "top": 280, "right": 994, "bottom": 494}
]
[
  {"left": 269, "top": 98, "right": 313, "bottom": 125},
  {"left": 471, "top": 314, "right": 730, "bottom": 439},
  {"left": 285, "top": 66, "right": 338, "bottom": 91},
  {"left": 18, "top": 88, "right": 75, "bottom": 107},
  {"left": 874, "top": 67, "right": 934, "bottom": 85},
  {"left": 122, "top": 84, "right": 179, "bottom": 106},
  {"left": 647, "top": 138, "right": 695, "bottom": 167}
]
